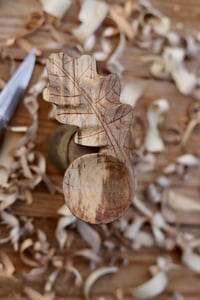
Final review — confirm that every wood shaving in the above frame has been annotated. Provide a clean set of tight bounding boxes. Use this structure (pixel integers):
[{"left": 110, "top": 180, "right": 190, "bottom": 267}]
[
  {"left": 147, "top": 183, "right": 161, "bottom": 203},
  {"left": 7, "top": 126, "right": 28, "bottom": 132},
  {"left": 182, "top": 249, "right": 200, "bottom": 273},
  {"left": 182, "top": 105, "right": 200, "bottom": 145},
  {"left": 40, "top": 0, "right": 72, "bottom": 19},
  {"left": 24, "top": 286, "right": 49, "bottom": 300},
  {"left": 55, "top": 215, "right": 76, "bottom": 249},
  {"left": 132, "top": 196, "right": 153, "bottom": 218},
  {"left": 66, "top": 261, "right": 83, "bottom": 287},
  {"left": 44, "top": 269, "right": 60, "bottom": 293},
  {"left": 107, "top": 33, "right": 126, "bottom": 76},
  {"left": 148, "top": 15, "right": 171, "bottom": 36},
  {"left": 0, "top": 131, "right": 22, "bottom": 186},
  {"left": 135, "top": 153, "right": 156, "bottom": 173},
  {"left": 145, "top": 98, "right": 169, "bottom": 152},
  {"left": 0, "top": 211, "right": 21, "bottom": 251},
  {"left": 84, "top": 267, "right": 119, "bottom": 300},
  {"left": 149, "top": 47, "right": 197, "bottom": 95},
  {"left": 72, "top": 249, "right": 101, "bottom": 263},
  {"left": 109, "top": 4, "right": 135, "bottom": 40},
  {"left": 130, "top": 257, "right": 173, "bottom": 299},
  {"left": 120, "top": 80, "right": 146, "bottom": 107},
  {"left": 131, "top": 271, "right": 168, "bottom": 299},
  {"left": 73, "top": 0, "right": 108, "bottom": 44},
  {"left": 164, "top": 190, "right": 200, "bottom": 212},
  {"left": 20, "top": 238, "right": 40, "bottom": 267},
  {"left": 176, "top": 153, "right": 199, "bottom": 167},
  {"left": 16, "top": 38, "right": 42, "bottom": 56},
  {"left": 0, "top": 251, "right": 15, "bottom": 276},
  {"left": 124, "top": 217, "right": 146, "bottom": 240},
  {"left": 76, "top": 221, "right": 101, "bottom": 253},
  {"left": 56, "top": 205, "right": 76, "bottom": 249}
]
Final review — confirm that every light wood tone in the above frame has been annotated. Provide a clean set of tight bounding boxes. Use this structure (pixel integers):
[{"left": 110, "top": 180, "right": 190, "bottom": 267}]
[
  {"left": 0, "top": 0, "right": 200, "bottom": 299},
  {"left": 44, "top": 54, "right": 135, "bottom": 223}
]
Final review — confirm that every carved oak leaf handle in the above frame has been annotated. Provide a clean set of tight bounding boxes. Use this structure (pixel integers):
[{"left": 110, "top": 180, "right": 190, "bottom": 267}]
[{"left": 44, "top": 53, "right": 135, "bottom": 224}]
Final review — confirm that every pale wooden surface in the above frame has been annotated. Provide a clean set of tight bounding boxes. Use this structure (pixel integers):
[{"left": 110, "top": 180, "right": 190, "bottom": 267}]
[{"left": 0, "top": 0, "right": 200, "bottom": 299}]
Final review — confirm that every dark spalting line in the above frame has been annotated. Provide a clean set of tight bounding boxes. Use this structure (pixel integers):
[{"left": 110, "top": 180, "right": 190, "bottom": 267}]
[
  {"left": 75, "top": 58, "right": 94, "bottom": 83},
  {"left": 95, "top": 75, "right": 120, "bottom": 104}
]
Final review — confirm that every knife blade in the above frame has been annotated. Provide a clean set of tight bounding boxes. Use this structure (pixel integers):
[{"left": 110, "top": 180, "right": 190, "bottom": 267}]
[{"left": 0, "top": 50, "right": 36, "bottom": 138}]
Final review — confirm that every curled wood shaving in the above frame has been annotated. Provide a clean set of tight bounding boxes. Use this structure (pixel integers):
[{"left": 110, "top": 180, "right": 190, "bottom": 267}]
[
  {"left": 93, "top": 51, "right": 108, "bottom": 62},
  {"left": 0, "top": 211, "right": 21, "bottom": 251},
  {"left": 135, "top": 153, "right": 156, "bottom": 173},
  {"left": 0, "top": 190, "right": 18, "bottom": 211},
  {"left": 84, "top": 34, "right": 96, "bottom": 52},
  {"left": 20, "top": 239, "right": 40, "bottom": 267},
  {"left": 23, "top": 286, "right": 49, "bottom": 300},
  {"left": 145, "top": 98, "right": 169, "bottom": 152},
  {"left": 150, "top": 213, "right": 174, "bottom": 248},
  {"left": 124, "top": 217, "right": 154, "bottom": 249},
  {"left": 16, "top": 38, "right": 42, "bottom": 56},
  {"left": 156, "top": 176, "right": 171, "bottom": 188},
  {"left": 182, "top": 107, "right": 200, "bottom": 145},
  {"left": 133, "top": 231, "right": 155, "bottom": 249},
  {"left": 107, "top": 33, "right": 126, "bottom": 76},
  {"left": 84, "top": 267, "right": 119, "bottom": 300},
  {"left": 0, "top": 49, "right": 16, "bottom": 76},
  {"left": 0, "top": 251, "right": 15, "bottom": 276},
  {"left": 131, "top": 272, "right": 168, "bottom": 299},
  {"left": 72, "top": 249, "right": 101, "bottom": 263},
  {"left": 182, "top": 249, "right": 200, "bottom": 273},
  {"left": 76, "top": 221, "right": 101, "bottom": 253},
  {"left": 103, "top": 27, "right": 119, "bottom": 38},
  {"left": 56, "top": 215, "right": 76, "bottom": 249},
  {"left": 164, "top": 190, "right": 200, "bottom": 212},
  {"left": 0, "top": 131, "right": 22, "bottom": 186},
  {"left": 73, "top": 0, "right": 108, "bottom": 44},
  {"left": 149, "top": 47, "right": 197, "bottom": 95},
  {"left": 124, "top": 217, "right": 146, "bottom": 240},
  {"left": 40, "top": 0, "right": 72, "bottom": 19},
  {"left": 7, "top": 126, "right": 28, "bottom": 132},
  {"left": 147, "top": 183, "right": 161, "bottom": 203},
  {"left": 56, "top": 205, "right": 76, "bottom": 249},
  {"left": 148, "top": 15, "right": 171, "bottom": 36},
  {"left": 44, "top": 269, "right": 60, "bottom": 293},
  {"left": 130, "top": 256, "right": 174, "bottom": 299},
  {"left": 0, "top": 70, "right": 48, "bottom": 250},
  {"left": 132, "top": 197, "right": 153, "bottom": 218},
  {"left": 66, "top": 261, "right": 83, "bottom": 287},
  {"left": 109, "top": 4, "right": 135, "bottom": 40},
  {"left": 120, "top": 81, "right": 146, "bottom": 107}
]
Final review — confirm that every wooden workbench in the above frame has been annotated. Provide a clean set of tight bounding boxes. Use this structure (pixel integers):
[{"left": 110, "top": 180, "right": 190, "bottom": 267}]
[{"left": 0, "top": 0, "right": 200, "bottom": 299}]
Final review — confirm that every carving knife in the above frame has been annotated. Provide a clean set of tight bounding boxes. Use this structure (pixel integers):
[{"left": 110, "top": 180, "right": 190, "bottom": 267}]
[{"left": 0, "top": 50, "right": 36, "bottom": 143}]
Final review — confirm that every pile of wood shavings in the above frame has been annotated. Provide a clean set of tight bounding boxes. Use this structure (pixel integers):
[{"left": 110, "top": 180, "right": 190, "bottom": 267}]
[{"left": 1, "top": 0, "right": 200, "bottom": 299}]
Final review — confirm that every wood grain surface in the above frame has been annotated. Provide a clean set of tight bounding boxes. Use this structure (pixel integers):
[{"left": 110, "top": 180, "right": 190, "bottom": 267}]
[{"left": 0, "top": 0, "right": 200, "bottom": 299}]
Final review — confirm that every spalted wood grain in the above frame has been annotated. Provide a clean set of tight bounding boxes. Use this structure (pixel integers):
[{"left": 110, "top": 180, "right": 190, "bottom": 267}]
[{"left": 44, "top": 53, "right": 135, "bottom": 224}]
